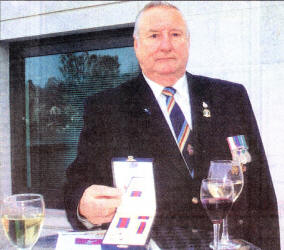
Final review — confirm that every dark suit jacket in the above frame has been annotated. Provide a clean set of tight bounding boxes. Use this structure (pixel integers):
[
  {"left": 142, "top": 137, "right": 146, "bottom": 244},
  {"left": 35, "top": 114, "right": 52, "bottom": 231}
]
[{"left": 64, "top": 72, "right": 280, "bottom": 249}]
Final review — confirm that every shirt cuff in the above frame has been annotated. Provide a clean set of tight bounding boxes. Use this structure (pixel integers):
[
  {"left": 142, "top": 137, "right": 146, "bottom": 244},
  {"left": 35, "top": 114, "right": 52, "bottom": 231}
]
[{"left": 76, "top": 205, "right": 102, "bottom": 229}]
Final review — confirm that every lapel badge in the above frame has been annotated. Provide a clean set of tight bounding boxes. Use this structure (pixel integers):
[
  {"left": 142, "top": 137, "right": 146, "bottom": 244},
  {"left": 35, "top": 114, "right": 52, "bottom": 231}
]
[
  {"left": 187, "top": 144, "right": 194, "bottom": 156},
  {"left": 202, "top": 102, "right": 211, "bottom": 118},
  {"left": 143, "top": 108, "right": 151, "bottom": 115}
]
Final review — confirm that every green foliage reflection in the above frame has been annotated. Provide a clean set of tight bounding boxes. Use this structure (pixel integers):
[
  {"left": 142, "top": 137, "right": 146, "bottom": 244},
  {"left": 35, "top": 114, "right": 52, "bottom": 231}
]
[{"left": 27, "top": 51, "right": 139, "bottom": 142}]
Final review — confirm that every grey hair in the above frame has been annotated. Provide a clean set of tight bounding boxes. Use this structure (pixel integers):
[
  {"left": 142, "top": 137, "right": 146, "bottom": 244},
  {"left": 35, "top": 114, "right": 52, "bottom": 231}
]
[{"left": 133, "top": 1, "right": 189, "bottom": 39}]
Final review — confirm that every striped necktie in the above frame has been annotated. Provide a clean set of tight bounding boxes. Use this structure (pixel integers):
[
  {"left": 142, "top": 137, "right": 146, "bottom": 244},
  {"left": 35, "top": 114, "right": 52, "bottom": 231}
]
[{"left": 162, "top": 87, "right": 194, "bottom": 177}]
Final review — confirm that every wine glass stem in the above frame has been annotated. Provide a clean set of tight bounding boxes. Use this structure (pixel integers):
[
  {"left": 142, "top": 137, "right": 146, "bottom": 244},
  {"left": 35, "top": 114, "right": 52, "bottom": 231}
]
[
  {"left": 213, "top": 223, "right": 220, "bottom": 250},
  {"left": 221, "top": 215, "right": 229, "bottom": 242}
]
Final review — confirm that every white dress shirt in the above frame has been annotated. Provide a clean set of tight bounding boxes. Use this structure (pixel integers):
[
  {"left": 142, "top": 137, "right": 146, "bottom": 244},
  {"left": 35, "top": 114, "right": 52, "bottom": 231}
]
[{"left": 143, "top": 73, "right": 192, "bottom": 144}]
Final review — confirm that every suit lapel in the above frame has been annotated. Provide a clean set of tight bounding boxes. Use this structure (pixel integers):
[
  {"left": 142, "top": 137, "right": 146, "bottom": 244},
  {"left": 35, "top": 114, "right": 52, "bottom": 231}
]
[{"left": 187, "top": 73, "right": 213, "bottom": 178}]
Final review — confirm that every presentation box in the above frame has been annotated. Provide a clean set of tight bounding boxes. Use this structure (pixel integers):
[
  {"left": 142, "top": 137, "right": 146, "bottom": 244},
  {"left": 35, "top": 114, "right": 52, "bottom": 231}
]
[{"left": 102, "top": 157, "right": 156, "bottom": 248}]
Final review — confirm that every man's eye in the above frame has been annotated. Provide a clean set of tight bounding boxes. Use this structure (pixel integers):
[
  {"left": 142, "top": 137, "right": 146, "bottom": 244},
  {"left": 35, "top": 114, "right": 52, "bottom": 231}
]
[
  {"left": 150, "top": 34, "right": 158, "bottom": 38},
  {"left": 172, "top": 33, "right": 181, "bottom": 37}
]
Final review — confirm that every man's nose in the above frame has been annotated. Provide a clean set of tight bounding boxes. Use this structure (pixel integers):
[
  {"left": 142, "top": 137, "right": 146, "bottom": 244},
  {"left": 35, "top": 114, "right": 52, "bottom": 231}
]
[{"left": 159, "top": 34, "right": 173, "bottom": 51}]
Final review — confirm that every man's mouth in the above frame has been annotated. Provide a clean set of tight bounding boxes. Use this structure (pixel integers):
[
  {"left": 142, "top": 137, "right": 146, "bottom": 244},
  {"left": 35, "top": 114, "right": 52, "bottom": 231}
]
[{"left": 156, "top": 57, "right": 175, "bottom": 61}]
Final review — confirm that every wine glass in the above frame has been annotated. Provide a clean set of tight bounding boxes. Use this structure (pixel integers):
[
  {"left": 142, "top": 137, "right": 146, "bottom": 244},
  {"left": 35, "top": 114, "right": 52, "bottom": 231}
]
[
  {"left": 200, "top": 178, "right": 234, "bottom": 250},
  {"left": 1, "top": 194, "right": 45, "bottom": 250},
  {"left": 208, "top": 159, "right": 244, "bottom": 249}
]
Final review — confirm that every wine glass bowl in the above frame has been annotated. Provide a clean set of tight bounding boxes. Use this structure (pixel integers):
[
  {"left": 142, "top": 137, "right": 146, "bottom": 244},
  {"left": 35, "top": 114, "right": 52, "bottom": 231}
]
[
  {"left": 209, "top": 160, "right": 244, "bottom": 202},
  {"left": 200, "top": 178, "right": 234, "bottom": 250},
  {"left": 1, "top": 194, "right": 45, "bottom": 250},
  {"left": 208, "top": 160, "right": 244, "bottom": 249}
]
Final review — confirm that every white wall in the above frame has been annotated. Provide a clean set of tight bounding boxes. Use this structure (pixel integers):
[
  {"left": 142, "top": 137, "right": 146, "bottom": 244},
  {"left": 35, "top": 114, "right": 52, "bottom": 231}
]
[
  {"left": 1, "top": 0, "right": 284, "bottom": 246},
  {"left": 0, "top": 1, "right": 139, "bottom": 40}
]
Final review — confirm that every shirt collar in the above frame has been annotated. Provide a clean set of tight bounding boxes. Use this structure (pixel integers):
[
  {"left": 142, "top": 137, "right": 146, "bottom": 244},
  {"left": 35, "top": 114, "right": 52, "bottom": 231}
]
[{"left": 143, "top": 73, "right": 188, "bottom": 99}]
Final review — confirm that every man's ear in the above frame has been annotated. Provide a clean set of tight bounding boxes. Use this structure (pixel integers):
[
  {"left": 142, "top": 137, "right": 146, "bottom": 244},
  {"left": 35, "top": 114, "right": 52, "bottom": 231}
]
[
  {"left": 133, "top": 37, "right": 138, "bottom": 51},
  {"left": 187, "top": 34, "right": 190, "bottom": 48}
]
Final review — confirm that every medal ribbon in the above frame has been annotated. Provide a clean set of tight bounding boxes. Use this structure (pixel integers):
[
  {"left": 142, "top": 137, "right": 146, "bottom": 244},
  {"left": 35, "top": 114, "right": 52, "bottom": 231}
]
[
  {"left": 130, "top": 191, "right": 142, "bottom": 197},
  {"left": 116, "top": 218, "right": 130, "bottom": 228}
]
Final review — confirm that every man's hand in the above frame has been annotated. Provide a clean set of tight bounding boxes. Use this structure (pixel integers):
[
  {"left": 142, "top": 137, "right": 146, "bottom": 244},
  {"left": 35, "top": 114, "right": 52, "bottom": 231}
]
[{"left": 79, "top": 185, "right": 122, "bottom": 225}]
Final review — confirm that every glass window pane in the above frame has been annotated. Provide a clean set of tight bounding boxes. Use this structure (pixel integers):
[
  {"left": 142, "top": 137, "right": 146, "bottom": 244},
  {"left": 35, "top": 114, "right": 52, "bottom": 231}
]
[{"left": 25, "top": 47, "right": 139, "bottom": 208}]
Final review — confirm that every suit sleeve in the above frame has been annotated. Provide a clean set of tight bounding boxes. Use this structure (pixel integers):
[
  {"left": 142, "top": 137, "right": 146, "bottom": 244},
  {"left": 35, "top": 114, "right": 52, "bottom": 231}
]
[
  {"left": 64, "top": 96, "right": 112, "bottom": 230},
  {"left": 234, "top": 85, "right": 280, "bottom": 249}
]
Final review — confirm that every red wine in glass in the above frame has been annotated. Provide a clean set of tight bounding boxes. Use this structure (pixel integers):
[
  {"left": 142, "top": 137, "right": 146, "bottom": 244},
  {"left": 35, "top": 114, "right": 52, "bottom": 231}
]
[
  {"left": 200, "top": 178, "right": 234, "bottom": 250},
  {"left": 201, "top": 197, "right": 233, "bottom": 224}
]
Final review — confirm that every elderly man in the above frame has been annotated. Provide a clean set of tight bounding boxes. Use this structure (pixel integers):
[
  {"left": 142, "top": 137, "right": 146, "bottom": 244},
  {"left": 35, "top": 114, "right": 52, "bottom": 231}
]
[{"left": 64, "top": 2, "right": 280, "bottom": 249}]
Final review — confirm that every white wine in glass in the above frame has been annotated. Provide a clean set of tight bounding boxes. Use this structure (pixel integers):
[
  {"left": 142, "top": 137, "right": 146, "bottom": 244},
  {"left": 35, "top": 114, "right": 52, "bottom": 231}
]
[{"left": 1, "top": 194, "right": 45, "bottom": 250}]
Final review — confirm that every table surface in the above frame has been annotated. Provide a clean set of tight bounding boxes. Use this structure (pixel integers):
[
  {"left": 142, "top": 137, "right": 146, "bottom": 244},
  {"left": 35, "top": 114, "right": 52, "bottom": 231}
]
[{"left": 0, "top": 224, "right": 261, "bottom": 250}]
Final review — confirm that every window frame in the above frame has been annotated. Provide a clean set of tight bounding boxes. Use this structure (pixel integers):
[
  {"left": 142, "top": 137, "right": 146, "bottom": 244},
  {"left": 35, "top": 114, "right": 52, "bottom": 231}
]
[{"left": 9, "top": 27, "right": 135, "bottom": 208}]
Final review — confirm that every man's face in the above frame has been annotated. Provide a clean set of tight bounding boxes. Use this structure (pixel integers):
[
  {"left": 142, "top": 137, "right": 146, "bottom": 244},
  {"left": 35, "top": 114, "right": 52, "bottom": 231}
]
[{"left": 134, "top": 6, "right": 190, "bottom": 86}]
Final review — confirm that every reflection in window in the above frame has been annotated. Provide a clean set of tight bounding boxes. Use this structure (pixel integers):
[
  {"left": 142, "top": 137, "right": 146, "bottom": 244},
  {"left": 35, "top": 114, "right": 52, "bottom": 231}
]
[{"left": 25, "top": 47, "right": 139, "bottom": 208}]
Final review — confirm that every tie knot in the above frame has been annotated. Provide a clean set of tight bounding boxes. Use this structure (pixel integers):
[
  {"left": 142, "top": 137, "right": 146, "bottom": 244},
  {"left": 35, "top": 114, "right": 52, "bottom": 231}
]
[{"left": 162, "top": 87, "right": 176, "bottom": 97}]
